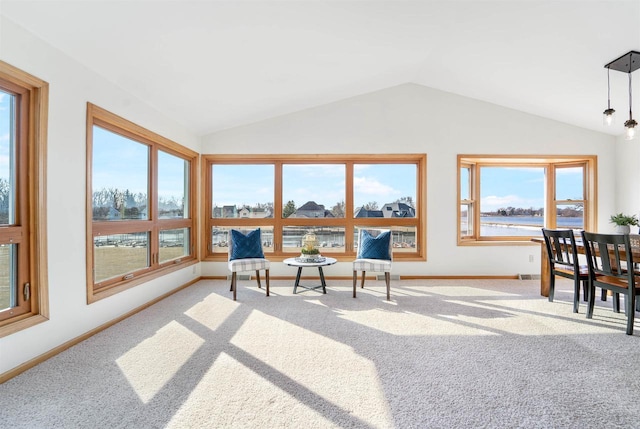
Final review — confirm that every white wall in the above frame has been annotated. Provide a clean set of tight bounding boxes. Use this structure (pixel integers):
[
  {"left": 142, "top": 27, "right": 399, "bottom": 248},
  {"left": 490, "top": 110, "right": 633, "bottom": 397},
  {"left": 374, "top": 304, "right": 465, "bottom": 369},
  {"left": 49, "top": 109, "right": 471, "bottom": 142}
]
[
  {"left": 0, "top": 17, "right": 202, "bottom": 375},
  {"left": 201, "top": 83, "right": 618, "bottom": 278},
  {"left": 614, "top": 134, "right": 640, "bottom": 224}
]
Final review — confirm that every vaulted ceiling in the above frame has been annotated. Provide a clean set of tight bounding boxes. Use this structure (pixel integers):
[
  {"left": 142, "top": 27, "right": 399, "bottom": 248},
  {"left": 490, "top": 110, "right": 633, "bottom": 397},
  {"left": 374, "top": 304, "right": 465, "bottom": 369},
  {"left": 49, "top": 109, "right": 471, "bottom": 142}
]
[{"left": 2, "top": 1, "right": 639, "bottom": 137}]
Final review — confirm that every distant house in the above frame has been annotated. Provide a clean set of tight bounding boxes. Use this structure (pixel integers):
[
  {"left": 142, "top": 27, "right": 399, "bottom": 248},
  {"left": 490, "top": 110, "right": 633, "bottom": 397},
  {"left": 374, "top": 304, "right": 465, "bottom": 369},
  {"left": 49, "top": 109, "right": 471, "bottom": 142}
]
[
  {"left": 381, "top": 202, "right": 415, "bottom": 218},
  {"left": 238, "top": 206, "right": 251, "bottom": 218},
  {"left": 238, "top": 206, "right": 273, "bottom": 218},
  {"left": 107, "top": 206, "right": 121, "bottom": 220},
  {"left": 213, "top": 205, "right": 238, "bottom": 218},
  {"left": 294, "top": 201, "right": 326, "bottom": 218},
  {"left": 251, "top": 207, "right": 273, "bottom": 218},
  {"left": 353, "top": 207, "right": 384, "bottom": 218}
]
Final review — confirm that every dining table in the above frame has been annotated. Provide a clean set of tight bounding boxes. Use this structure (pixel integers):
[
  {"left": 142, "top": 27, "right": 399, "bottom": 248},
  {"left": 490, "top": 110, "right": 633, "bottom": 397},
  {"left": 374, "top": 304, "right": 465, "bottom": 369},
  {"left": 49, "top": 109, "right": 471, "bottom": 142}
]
[{"left": 531, "top": 234, "right": 640, "bottom": 297}]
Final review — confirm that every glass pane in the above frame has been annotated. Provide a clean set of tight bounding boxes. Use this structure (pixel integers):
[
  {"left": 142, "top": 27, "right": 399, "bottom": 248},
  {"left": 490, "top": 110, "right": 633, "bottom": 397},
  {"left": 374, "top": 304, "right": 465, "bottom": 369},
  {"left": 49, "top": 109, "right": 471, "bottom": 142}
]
[
  {"left": 480, "top": 167, "right": 544, "bottom": 237},
  {"left": 282, "top": 164, "right": 345, "bottom": 218},
  {"left": 94, "top": 232, "right": 149, "bottom": 283},
  {"left": 555, "top": 166, "right": 584, "bottom": 201},
  {"left": 557, "top": 203, "right": 584, "bottom": 230},
  {"left": 0, "top": 90, "right": 16, "bottom": 225},
  {"left": 460, "top": 203, "right": 473, "bottom": 236},
  {"left": 159, "top": 228, "right": 189, "bottom": 263},
  {"left": 158, "top": 150, "right": 188, "bottom": 219},
  {"left": 211, "top": 226, "right": 273, "bottom": 254},
  {"left": 0, "top": 244, "right": 17, "bottom": 311},
  {"left": 354, "top": 226, "right": 417, "bottom": 254},
  {"left": 460, "top": 166, "right": 470, "bottom": 200},
  {"left": 283, "top": 226, "right": 345, "bottom": 253},
  {"left": 353, "top": 164, "right": 416, "bottom": 218},
  {"left": 92, "top": 126, "right": 149, "bottom": 221},
  {"left": 212, "top": 165, "right": 274, "bottom": 218}
]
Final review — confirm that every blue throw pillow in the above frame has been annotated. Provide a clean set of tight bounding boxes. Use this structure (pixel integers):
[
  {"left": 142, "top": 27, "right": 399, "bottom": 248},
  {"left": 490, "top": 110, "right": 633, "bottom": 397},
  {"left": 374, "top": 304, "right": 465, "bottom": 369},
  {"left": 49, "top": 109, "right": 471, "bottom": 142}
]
[
  {"left": 358, "top": 230, "right": 391, "bottom": 260},
  {"left": 230, "top": 228, "right": 264, "bottom": 260}
]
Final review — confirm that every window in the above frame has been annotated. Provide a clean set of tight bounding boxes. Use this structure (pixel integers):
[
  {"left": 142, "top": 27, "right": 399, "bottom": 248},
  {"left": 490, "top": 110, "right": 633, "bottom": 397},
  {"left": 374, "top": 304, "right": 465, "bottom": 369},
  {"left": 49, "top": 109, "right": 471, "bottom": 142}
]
[
  {"left": 458, "top": 155, "right": 596, "bottom": 243},
  {"left": 204, "top": 154, "right": 426, "bottom": 261},
  {"left": 87, "top": 104, "right": 197, "bottom": 302},
  {"left": 0, "top": 61, "right": 48, "bottom": 336}
]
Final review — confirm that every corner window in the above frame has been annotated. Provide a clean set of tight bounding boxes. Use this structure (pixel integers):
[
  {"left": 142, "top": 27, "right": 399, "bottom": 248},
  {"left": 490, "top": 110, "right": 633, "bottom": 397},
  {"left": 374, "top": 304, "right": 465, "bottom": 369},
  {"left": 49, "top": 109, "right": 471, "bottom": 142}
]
[
  {"left": 87, "top": 104, "right": 197, "bottom": 302},
  {"left": 0, "top": 61, "right": 48, "bottom": 336},
  {"left": 458, "top": 155, "right": 596, "bottom": 243}
]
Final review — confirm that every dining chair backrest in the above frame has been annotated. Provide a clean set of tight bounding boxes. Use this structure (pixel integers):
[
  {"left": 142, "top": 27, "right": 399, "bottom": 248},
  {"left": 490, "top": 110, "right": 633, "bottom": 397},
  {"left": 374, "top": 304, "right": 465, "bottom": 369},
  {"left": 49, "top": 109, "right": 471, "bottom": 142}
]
[
  {"left": 542, "top": 228, "right": 580, "bottom": 272},
  {"left": 580, "top": 231, "right": 632, "bottom": 279}
]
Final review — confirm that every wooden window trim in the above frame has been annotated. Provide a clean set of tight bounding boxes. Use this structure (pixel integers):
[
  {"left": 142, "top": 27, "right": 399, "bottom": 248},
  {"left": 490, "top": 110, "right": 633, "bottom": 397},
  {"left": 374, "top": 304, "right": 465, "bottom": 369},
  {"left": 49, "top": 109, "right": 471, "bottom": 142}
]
[
  {"left": 202, "top": 154, "right": 427, "bottom": 262},
  {"left": 457, "top": 155, "right": 597, "bottom": 245},
  {"left": 86, "top": 103, "right": 198, "bottom": 303},
  {"left": 0, "top": 61, "right": 49, "bottom": 337}
]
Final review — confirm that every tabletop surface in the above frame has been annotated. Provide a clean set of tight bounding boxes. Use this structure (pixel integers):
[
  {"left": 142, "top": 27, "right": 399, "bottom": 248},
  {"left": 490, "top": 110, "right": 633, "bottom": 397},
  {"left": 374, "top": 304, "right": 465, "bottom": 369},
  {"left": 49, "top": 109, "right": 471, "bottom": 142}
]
[{"left": 283, "top": 257, "right": 338, "bottom": 267}]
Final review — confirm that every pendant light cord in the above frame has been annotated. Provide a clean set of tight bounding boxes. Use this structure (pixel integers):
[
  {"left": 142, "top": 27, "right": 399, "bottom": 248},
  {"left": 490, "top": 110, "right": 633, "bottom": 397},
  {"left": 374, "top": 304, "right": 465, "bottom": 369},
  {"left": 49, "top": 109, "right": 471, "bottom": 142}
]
[
  {"left": 629, "top": 71, "right": 634, "bottom": 121},
  {"left": 608, "top": 67, "right": 612, "bottom": 109}
]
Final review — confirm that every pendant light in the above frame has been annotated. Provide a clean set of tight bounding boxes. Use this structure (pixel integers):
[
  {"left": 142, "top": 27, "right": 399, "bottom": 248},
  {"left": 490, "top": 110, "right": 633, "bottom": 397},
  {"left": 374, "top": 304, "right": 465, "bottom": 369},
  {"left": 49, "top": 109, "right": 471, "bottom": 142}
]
[{"left": 603, "top": 50, "right": 640, "bottom": 139}]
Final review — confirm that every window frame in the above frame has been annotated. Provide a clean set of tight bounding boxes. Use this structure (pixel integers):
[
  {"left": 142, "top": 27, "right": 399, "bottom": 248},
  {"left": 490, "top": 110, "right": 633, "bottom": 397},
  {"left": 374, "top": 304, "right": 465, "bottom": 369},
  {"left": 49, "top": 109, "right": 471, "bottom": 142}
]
[
  {"left": 457, "top": 155, "right": 597, "bottom": 244},
  {"left": 202, "top": 154, "right": 427, "bottom": 261},
  {"left": 86, "top": 103, "right": 198, "bottom": 303},
  {"left": 0, "top": 61, "right": 49, "bottom": 337}
]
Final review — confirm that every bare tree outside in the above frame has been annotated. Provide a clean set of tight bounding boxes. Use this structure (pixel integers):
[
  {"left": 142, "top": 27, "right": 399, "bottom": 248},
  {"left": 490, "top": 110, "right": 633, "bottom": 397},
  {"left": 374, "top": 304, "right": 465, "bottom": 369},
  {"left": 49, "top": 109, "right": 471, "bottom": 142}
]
[
  {"left": 0, "top": 178, "right": 9, "bottom": 224},
  {"left": 395, "top": 196, "right": 415, "bottom": 208},
  {"left": 331, "top": 200, "right": 345, "bottom": 217}
]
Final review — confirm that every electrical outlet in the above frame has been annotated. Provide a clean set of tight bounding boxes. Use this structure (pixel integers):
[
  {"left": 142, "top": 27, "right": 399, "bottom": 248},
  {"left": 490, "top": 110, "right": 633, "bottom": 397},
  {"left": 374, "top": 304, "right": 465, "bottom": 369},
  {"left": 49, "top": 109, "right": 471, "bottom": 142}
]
[{"left": 528, "top": 254, "right": 534, "bottom": 263}]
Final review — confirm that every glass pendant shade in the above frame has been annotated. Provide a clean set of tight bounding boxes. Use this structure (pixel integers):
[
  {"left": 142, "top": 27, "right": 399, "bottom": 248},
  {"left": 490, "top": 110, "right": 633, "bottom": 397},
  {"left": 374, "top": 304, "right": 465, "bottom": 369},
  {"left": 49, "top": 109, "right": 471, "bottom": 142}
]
[
  {"left": 625, "top": 119, "right": 637, "bottom": 140},
  {"left": 603, "top": 108, "right": 616, "bottom": 126}
]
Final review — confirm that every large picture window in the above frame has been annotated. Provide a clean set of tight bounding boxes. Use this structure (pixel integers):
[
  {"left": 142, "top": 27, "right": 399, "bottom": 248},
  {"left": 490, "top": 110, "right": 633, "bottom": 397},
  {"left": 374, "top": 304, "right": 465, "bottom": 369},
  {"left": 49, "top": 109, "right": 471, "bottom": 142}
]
[
  {"left": 203, "top": 154, "right": 426, "bottom": 261},
  {"left": 0, "top": 61, "right": 48, "bottom": 336},
  {"left": 87, "top": 104, "right": 197, "bottom": 302},
  {"left": 458, "top": 155, "right": 596, "bottom": 243}
]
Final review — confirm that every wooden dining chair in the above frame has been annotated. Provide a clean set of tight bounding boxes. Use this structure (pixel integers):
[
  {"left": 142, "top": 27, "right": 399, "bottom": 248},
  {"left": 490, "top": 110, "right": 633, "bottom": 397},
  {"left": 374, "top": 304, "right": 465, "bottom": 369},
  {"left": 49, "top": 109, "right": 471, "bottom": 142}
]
[
  {"left": 542, "top": 228, "right": 589, "bottom": 313},
  {"left": 581, "top": 231, "right": 639, "bottom": 335}
]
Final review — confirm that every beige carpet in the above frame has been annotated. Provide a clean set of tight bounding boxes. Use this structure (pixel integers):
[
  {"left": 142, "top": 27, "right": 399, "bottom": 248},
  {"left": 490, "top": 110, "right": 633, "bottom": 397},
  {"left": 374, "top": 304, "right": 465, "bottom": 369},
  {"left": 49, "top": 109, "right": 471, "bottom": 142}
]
[{"left": 1, "top": 278, "right": 640, "bottom": 428}]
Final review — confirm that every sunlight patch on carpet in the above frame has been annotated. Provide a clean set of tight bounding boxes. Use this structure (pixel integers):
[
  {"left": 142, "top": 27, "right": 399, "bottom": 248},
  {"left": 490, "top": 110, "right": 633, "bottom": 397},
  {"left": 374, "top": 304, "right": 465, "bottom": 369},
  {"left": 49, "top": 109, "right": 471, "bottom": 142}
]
[
  {"left": 116, "top": 321, "right": 204, "bottom": 403},
  {"left": 339, "top": 305, "right": 504, "bottom": 336},
  {"left": 427, "top": 286, "right": 521, "bottom": 297},
  {"left": 184, "top": 290, "right": 240, "bottom": 331},
  {"left": 167, "top": 352, "right": 391, "bottom": 428},
  {"left": 227, "top": 310, "right": 394, "bottom": 427},
  {"left": 304, "top": 299, "right": 329, "bottom": 307},
  {"left": 475, "top": 299, "right": 629, "bottom": 336}
]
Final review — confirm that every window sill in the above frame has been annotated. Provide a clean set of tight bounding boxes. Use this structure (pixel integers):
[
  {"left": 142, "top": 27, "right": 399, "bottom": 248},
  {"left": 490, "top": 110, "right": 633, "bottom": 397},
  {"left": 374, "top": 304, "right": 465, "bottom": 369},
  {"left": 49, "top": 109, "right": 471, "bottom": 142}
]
[{"left": 0, "top": 314, "right": 49, "bottom": 338}]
